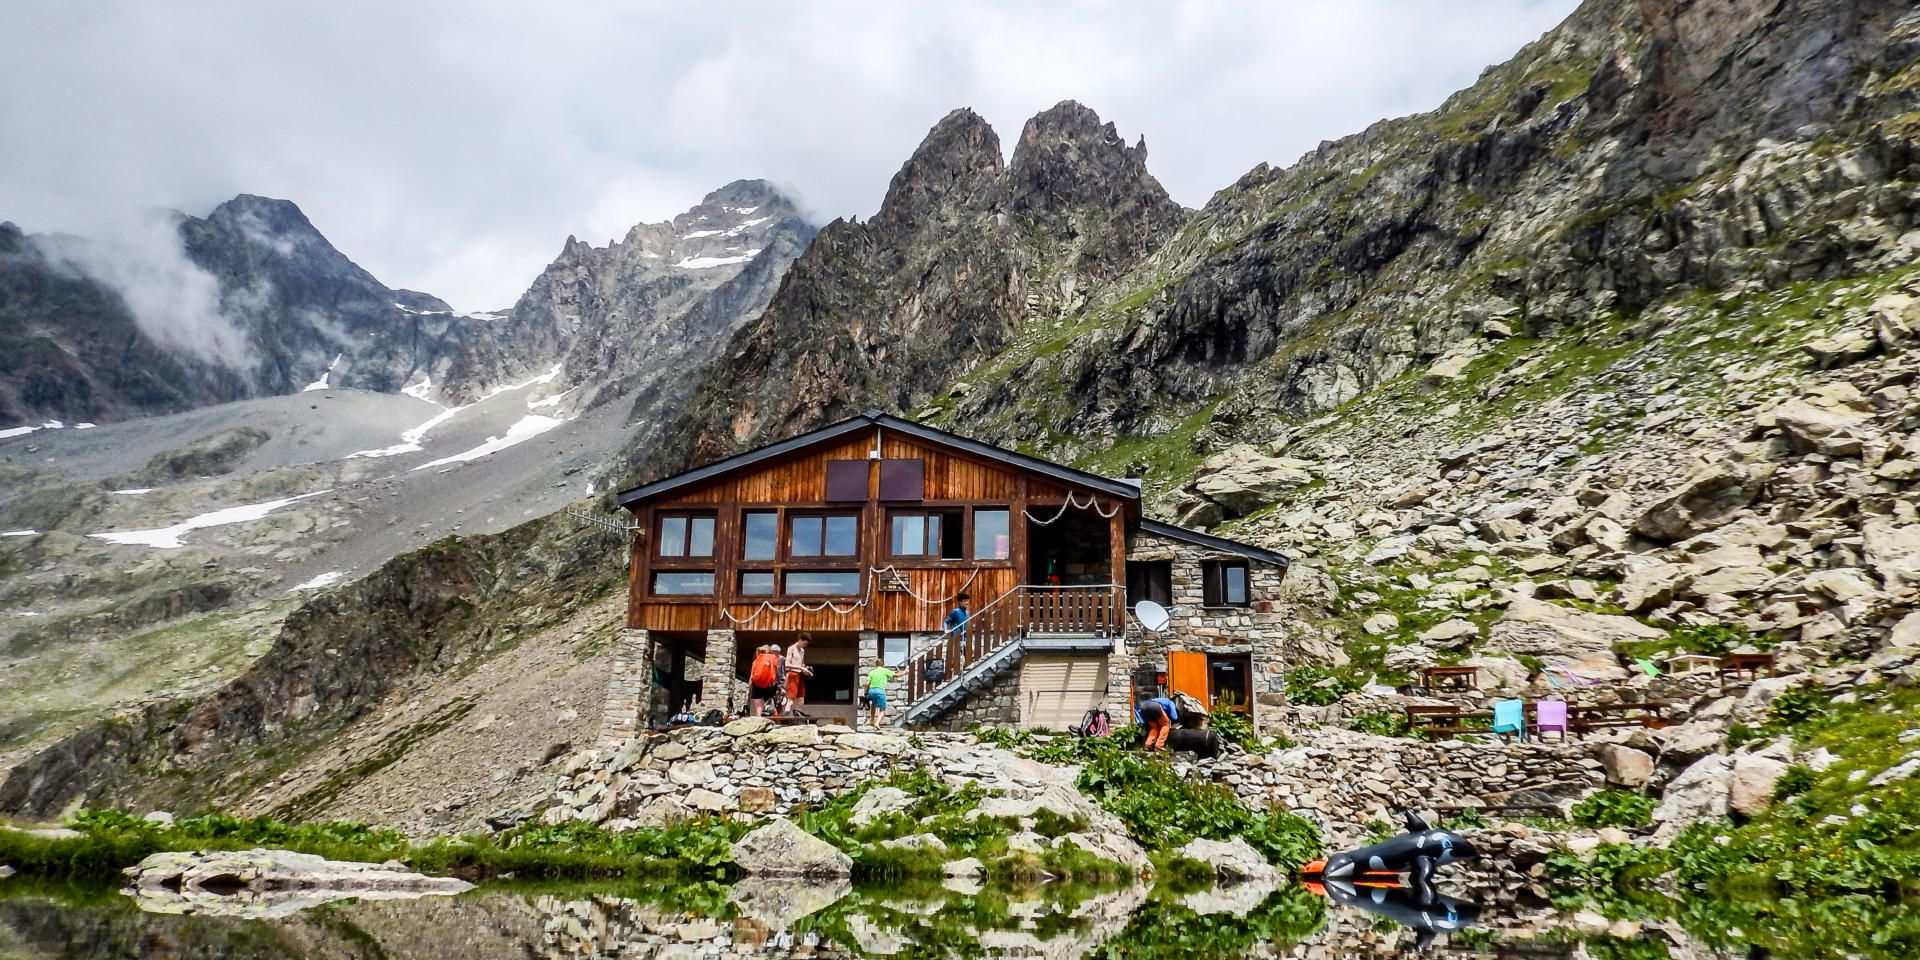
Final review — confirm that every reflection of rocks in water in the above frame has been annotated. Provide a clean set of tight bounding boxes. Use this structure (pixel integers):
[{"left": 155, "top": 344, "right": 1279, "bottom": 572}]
[
  {"left": 122, "top": 848, "right": 472, "bottom": 919},
  {"left": 729, "top": 877, "right": 852, "bottom": 930},
  {"left": 1182, "top": 876, "right": 1279, "bottom": 915}
]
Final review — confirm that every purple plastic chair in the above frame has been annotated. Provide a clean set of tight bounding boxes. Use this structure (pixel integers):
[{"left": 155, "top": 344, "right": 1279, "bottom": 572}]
[{"left": 1535, "top": 699, "right": 1570, "bottom": 742}]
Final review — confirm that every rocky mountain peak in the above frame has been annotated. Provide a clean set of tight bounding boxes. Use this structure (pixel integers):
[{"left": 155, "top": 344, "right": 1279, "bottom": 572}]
[
  {"left": 873, "top": 108, "right": 1006, "bottom": 231},
  {"left": 1008, "top": 100, "right": 1188, "bottom": 283}
]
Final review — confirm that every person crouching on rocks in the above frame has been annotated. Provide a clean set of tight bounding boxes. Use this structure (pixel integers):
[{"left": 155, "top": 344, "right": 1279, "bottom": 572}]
[
  {"left": 748, "top": 644, "right": 782, "bottom": 718},
  {"left": 1135, "top": 695, "right": 1178, "bottom": 751}
]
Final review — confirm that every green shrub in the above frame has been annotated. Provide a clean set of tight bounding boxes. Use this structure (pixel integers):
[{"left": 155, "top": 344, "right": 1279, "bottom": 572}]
[
  {"left": 1284, "top": 666, "right": 1364, "bottom": 706},
  {"left": 1070, "top": 738, "right": 1320, "bottom": 871},
  {"left": 1570, "top": 790, "right": 1657, "bottom": 829},
  {"left": 1442, "top": 807, "right": 1491, "bottom": 830},
  {"left": 1761, "top": 684, "right": 1828, "bottom": 734},
  {"left": 1348, "top": 711, "right": 1414, "bottom": 737},
  {"left": 1773, "top": 764, "right": 1818, "bottom": 801}
]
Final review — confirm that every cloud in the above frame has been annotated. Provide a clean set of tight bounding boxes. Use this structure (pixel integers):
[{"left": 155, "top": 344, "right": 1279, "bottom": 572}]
[
  {"left": 32, "top": 211, "right": 258, "bottom": 370},
  {"left": 0, "top": 0, "right": 1581, "bottom": 312}
]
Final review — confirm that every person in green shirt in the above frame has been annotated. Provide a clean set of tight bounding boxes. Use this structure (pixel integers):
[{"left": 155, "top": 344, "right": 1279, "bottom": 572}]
[{"left": 862, "top": 664, "right": 896, "bottom": 727}]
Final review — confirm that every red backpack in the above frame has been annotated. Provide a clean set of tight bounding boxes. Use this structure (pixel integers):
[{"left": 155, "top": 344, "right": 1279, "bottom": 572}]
[{"left": 749, "top": 651, "right": 779, "bottom": 688}]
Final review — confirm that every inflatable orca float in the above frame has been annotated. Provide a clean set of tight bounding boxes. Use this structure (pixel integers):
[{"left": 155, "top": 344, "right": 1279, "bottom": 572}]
[
  {"left": 1315, "top": 877, "right": 1479, "bottom": 949},
  {"left": 1303, "top": 811, "right": 1480, "bottom": 884}
]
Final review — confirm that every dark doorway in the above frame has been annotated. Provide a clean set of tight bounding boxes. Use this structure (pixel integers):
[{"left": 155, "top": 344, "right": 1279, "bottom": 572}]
[
  {"left": 1026, "top": 508, "right": 1112, "bottom": 585},
  {"left": 1208, "top": 653, "right": 1252, "bottom": 712}
]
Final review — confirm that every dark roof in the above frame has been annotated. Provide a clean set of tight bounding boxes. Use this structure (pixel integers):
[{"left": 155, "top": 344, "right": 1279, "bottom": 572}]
[
  {"left": 1139, "top": 519, "right": 1290, "bottom": 567},
  {"left": 616, "top": 411, "right": 1144, "bottom": 507}
]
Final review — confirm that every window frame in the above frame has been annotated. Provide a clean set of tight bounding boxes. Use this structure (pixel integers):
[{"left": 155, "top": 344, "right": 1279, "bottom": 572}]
[
  {"left": 1128, "top": 560, "right": 1173, "bottom": 607},
  {"left": 654, "top": 511, "right": 718, "bottom": 562},
  {"left": 651, "top": 570, "right": 716, "bottom": 597},
  {"left": 971, "top": 507, "right": 1012, "bottom": 561},
  {"left": 1202, "top": 560, "right": 1251, "bottom": 608},
  {"left": 783, "top": 569, "right": 863, "bottom": 596},
  {"left": 785, "top": 510, "right": 860, "bottom": 564},
  {"left": 887, "top": 508, "right": 965, "bottom": 560}
]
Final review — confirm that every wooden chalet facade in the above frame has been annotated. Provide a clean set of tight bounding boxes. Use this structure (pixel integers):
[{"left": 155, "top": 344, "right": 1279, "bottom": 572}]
[{"left": 599, "top": 412, "right": 1291, "bottom": 736}]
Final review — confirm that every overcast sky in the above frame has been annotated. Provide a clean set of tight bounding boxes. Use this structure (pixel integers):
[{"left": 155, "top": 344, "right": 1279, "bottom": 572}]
[{"left": 2, "top": 0, "right": 1580, "bottom": 312}]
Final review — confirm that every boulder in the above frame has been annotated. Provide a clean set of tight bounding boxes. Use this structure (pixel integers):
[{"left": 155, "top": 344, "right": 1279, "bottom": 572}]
[
  {"left": 849, "top": 787, "right": 916, "bottom": 827},
  {"left": 1461, "top": 655, "right": 1529, "bottom": 691},
  {"left": 1594, "top": 744, "right": 1656, "bottom": 788},
  {"left": 1657, "top": 721, "right": 1727, "bottom": 770},
  {"left": 881, "top": 833, "right": 948, "bottom": 853},
  {"left": 1863, "top": 519, "right": 1920, "bottom": 590},
  {"left": 1803, "top": 568, "right": 1878, "bottom": 603},
  {"left": 1652, "top": 755, "right": 1734, "bottom": 844},
  {"left": 1418, "top": 619, "right": 1480, "bottom": 645},
  {"left": 1616, "top": 559, "right": 1689, "bottom": 613},
  {"left": 730, "top": 818, "right": 853, "bottom": 878},
  {"left": 724, "top": 716, "right": 773, "bottom": 736},
  {"left": 1729, "top": 754, "right": 1789, "bottom": 817},
  {"left": 1801, "top": 328, "right": 1877, "bottom": 368},
  {"left": 1177, "top": 837, "right": 1278, "bottom": 884},
  {"left": 1632, "top": 463, "right": 1770, "bottom": 543},
  {"left": 1193, "top": 453, "right": 1316, "bottom": 516},
  {"left": 738, "top": 787, "right": 777, "bottom": 813},
  {"left": 1763, "top": 399, "right": 1869, "bottom": 456},
  {"left": 1868, "top": 291, "right": 1920, "bottom": 349},
  {"left": 1057, "top": 831, "right": 1150, "bottom": 874},
  {"left": 943, "top": 857, "right": 985, "bottom": 879},
  {"left": 1486, "top": 596, "right": 1667, "bottom": 662},
  {"left": 1362, "top": 613, "right": 1400, "bottom": 636}
]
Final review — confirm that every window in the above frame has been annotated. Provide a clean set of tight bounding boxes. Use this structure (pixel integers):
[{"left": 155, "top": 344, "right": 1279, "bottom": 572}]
[
  {"left": 742, "top": 511, "right": 778, "bottom": 560},
  {"left": 1128, "top": 561, "right": 1173, "bottom": 607},
  {"left": 1202, "top": 561, "right": 1250, "bottom": 607},
  {"left": 973, "top": 509, "right": 1011, "bottom": 560},
  {"left": 1209, "top": 654, "right": 1252, "bottom": 711},
  {"left": 739, "top": 571, "right": 775, "bottom": 596},
  {"left": 882, "top": 635, "right": 911, "bottom": 668},
  {"left": 652, "top": 571, "right": 714, "bottom": 595},
  {"left": 657, "top": 513, "right": 715, "bottom": 557},
  {"left": 890, "top": 509, "right": 963, "bottom": 559},
  {"left": 790, "top": 514, "right": 858, "bottom": 557},
  {"left": 786, "top": 570, "right": 861, "bottom": 595}
]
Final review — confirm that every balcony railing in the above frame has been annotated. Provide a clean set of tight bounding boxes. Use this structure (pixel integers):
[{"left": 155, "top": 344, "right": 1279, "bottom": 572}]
[{"left": 902, "top": 584, "right": 1120, "bottom": 704}]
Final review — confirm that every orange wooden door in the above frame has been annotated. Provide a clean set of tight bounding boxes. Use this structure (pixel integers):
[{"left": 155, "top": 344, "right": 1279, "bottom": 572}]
[{"left": 1167, "top": 651, "right": 1209, "bottom": 703}]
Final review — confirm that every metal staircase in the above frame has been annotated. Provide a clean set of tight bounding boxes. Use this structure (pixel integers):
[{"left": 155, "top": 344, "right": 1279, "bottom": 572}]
[{"left": 897, "top": 584, "right": 1121, "bottom": 726}]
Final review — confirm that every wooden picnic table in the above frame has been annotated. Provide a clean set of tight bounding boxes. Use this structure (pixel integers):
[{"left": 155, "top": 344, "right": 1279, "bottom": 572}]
[
  {"left": 1568, "top": 701, "right": 1675, "bottom": 734},
  {"left": 1405, "top": 704, "right": 1491, "bottom": 738},
  {"left": 1420, "top": 665, "right": 1480, "bottom": 692},
  {"left": 1717, "top": 652, "right": 1777, "bottom": 682}
]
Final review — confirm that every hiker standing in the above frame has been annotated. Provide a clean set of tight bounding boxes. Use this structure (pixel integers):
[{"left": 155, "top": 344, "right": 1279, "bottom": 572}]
[
  {"left": 861, "top": 662, "right": 895, "bottom": 727},
  {"left": 748, "top": 644, "right": 782, "bottom": 718},
  {"left": 944, "top": 593, "right": 971, "bottom": 640},
  {"left": 784, "top": 633, "right": 814, "bottom": 716}
]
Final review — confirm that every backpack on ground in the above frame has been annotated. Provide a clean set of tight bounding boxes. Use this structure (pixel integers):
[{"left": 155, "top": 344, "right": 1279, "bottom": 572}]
[
  {"left": 1071, "top": 708, "right": 1112, "bottom": 738},
  {"left": 749, "top": 651, "right": 779, "bottom": 688}
]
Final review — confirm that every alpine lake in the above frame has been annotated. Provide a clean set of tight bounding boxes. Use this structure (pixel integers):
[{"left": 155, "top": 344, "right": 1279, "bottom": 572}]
[{"left": 1, "top": 873, "right": 1909, "bottom": 959}]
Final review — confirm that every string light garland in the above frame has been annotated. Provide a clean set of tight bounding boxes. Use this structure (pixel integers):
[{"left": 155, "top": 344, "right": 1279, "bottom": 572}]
[{"left": 1023, "top": 491, "right": 1120, "bottom": 524}]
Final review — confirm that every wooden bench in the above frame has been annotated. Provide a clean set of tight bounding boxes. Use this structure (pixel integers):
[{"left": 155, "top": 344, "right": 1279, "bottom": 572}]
[
  {"left": 1567, "top": 701, "right": 1674, "bottom": 735},
  {"left": 1405, "top": 704, "right": 1492, "bottom": 738}
]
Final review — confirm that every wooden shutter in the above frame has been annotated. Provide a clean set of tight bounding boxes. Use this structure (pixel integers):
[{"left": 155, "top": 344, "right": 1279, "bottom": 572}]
[
  {"left": 1167, "top": 651, "right": 1209, "bottom": 704},
  {"left": 877, "top": 458, "right": 925, "bottom": 501},
  {"left": 825, "top": 460, "right": 869, "bottom": 501}
]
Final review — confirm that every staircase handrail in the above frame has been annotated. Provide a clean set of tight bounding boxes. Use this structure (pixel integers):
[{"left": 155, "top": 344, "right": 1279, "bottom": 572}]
[{"left": 900, "top": 583, "right": 1121, "bottom": 705}]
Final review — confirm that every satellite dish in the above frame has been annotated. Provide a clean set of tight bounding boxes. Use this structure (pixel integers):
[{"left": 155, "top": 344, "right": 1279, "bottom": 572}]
[{"left": 1134, "top": 600, "right": 1171, "bottom": 633}]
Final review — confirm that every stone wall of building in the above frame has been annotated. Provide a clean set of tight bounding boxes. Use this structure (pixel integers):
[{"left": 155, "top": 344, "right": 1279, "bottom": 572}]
[
  {"left": 597, "top": 629, "right": 652, "bottom": 746},
  {"left": 1125, "top": 530, "right": 1297, "bottom": 713}
]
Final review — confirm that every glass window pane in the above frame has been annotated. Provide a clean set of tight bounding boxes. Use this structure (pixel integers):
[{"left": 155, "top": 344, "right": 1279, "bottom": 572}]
[
  {"left": 824, "top": 515, "right": 858, "bottom": 556},
  {"left": 688, "top": 516, "right": 715, "bottom": 557},
  {"left": 659, "top": 516, "right": 687, "bottom": 556},
  {"left": 925, "top": 514, "right": 941, "bottom": 554},
  {"left": 1226, "top": 565, "right": 1248, "bottom": 604},
  {"left": 891, "top": 514, "right": 923, "bottom": 555},
  {"left": 743, "top": 512, "right": 778, "bottom": 560},
  {"left": 786, "top": 570, "right": 860, "bottom": 595},
  {"left": 739, "top": 571, "right": 775, "bottom": 596},
  {"left": 652, "top": 571, "right": 713, "bottom": 595},
  {"left": 882, "top": 636, "right": 910, "bottom": 667},
  {"left": 973, "top": 509, "right": 1010, "bottom": 560},
  {"left": 791, "top": 516, "right": 823, "bottom": 556}
]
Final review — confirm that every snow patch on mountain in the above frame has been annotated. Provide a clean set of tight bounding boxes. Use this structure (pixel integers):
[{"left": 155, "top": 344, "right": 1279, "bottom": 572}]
[{"left": 90, "top": 490, "right": 331, "bottom": 549}]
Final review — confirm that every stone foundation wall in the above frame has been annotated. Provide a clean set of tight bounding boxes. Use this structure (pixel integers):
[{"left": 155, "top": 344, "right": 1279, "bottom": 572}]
[
  {"left": 1195, "top": 727, "right": 1608, "bottom": 848},
  {"left": 920, "top": 665, "right": 1022, "bottom": 732},
  {"left": 597, "top": 629, "right": 652, "bottom": 746}
]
